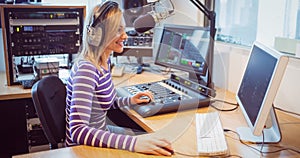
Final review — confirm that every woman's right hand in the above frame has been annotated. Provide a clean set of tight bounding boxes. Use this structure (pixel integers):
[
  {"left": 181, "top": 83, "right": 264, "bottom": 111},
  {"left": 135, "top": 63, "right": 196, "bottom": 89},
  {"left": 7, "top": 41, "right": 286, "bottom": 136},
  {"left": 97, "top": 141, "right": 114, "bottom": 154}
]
[{"left": 134, "top": 133, "right": 174, "bottom": 156}]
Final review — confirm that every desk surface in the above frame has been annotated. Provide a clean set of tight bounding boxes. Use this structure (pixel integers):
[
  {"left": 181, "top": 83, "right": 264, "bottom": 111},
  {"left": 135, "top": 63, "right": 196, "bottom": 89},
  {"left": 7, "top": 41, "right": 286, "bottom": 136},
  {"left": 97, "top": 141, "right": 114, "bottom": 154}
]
[
  {"left": 0, "top": 72, "right": 31, "bottom": 100},
  {"left": 5, "top": 71, "right": 300, "bottom": 158},
  {"left": 0, "top": 69, "right": 166, "bottom": 101}
]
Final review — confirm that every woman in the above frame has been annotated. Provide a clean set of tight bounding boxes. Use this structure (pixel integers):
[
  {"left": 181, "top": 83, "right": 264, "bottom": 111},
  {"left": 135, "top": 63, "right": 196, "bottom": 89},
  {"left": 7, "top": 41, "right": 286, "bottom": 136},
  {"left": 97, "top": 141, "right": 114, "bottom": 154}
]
[{"left": 65, "top": 1, "right": 173, "bottom": 156}]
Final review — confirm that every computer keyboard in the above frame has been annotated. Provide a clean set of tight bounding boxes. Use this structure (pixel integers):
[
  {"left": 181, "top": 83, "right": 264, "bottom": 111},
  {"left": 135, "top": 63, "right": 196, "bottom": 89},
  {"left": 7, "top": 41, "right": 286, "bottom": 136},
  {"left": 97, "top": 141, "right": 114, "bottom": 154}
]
[{"left": 195, "top": 112, "right": 228, "bottom": 156}]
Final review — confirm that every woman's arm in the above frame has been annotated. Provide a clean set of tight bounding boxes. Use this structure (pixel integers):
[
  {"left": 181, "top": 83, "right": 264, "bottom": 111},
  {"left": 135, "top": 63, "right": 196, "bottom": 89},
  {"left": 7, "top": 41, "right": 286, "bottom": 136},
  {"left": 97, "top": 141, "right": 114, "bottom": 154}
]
[
  {"left": 68, "top": 63, "right": 136, "bottom": 151},
  {"left": 113, "top": 91, "right": 154, "bottom": 109}
]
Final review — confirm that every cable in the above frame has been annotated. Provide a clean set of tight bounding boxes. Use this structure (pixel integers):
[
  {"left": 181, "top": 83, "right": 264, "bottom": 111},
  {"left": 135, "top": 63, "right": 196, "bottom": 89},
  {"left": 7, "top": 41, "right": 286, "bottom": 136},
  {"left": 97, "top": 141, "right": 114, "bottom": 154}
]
[
  {"left": 260, "top": 131, "right": 265, "bottom": 157},
  {"left": 226, "top": 133, "right": 285, "bottom": 150},
  {"left": 210, "top": 99, "right": 239, "bottom": 112},
  {"left": 224, "top": 129, "right": 300, "bottom": 156},
  {"left": 274, "top": 107, "right": 300, "bottom": 117},
  {"left": 210, "top": 104, "right": 239, "bottom": 112},
  {"left": 168, "top": 0, "right": 175, "bottom": 11}
]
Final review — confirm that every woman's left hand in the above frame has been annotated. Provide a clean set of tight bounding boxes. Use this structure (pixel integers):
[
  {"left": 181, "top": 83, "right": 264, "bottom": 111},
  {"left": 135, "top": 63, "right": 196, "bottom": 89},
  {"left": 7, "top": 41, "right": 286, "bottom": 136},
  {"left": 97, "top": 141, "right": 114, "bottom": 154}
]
[{"left": 130, "top": 91, "right": 154, "bottom": 105}]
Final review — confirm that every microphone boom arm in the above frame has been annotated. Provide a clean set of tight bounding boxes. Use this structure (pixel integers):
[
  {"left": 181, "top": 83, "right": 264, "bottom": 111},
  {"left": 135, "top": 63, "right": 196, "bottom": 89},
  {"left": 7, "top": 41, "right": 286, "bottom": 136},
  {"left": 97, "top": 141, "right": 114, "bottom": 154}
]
[{"left": 189, "top": 0, "right": 216, "bottom": 89}]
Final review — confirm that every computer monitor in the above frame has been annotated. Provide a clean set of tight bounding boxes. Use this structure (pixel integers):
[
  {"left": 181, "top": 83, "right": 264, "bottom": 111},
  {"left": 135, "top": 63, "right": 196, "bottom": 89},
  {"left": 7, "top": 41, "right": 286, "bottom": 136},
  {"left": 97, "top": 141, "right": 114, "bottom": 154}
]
[
  {"left": 154, "top": 24, "right": 211, "bottom": 86},
  {"left": 236, "top": 41, "right": 289, "bottom": 143}
]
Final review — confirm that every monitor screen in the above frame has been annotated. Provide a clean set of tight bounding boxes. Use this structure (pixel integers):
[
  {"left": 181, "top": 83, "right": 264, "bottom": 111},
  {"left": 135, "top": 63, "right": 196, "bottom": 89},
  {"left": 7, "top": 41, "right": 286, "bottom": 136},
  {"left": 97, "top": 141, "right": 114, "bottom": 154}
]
[
  {"left": 237, "top": 44, "right": 278, "bottom": 126},
  {"left": 236, "top": 41, "right": 288, "bottom": 143},
  {"left": 154, "top": 24, "right": 210, "bottom": 83}
]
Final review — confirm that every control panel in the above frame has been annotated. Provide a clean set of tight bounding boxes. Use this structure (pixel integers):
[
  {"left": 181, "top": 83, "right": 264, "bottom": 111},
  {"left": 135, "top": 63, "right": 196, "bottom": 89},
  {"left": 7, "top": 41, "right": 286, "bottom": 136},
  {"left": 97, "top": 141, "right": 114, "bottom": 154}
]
[
  {"left": 113, "top": 29, "right": 153, "bottom": 59},
  {"left": 1, "top": 6, "right": 85, "bottom": 85},
  {"left": 116, "top": 74, "right": 213, "bottom": 117},
  {"left": 170, "top": 74, "right": 216, "bottom": 97},
  {"left": 124, "top": 30, "right": 153, "bottom": 48},
  {"left": 7, "top": 10, "right": 82, "bottom": 56}
]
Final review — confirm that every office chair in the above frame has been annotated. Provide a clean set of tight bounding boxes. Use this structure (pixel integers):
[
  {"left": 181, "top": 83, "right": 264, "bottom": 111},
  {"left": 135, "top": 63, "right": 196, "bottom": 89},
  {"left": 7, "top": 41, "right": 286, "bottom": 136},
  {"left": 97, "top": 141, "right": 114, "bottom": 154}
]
[{"left": 31, "top": 76, "right": 66, "bottom": 149}]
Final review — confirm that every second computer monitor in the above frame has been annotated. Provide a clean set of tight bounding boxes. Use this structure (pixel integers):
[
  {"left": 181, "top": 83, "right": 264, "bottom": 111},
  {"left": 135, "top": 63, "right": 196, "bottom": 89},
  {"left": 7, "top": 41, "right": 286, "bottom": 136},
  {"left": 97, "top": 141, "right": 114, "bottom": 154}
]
[
  {"left": 154, "top": 24, "right": 211, "bottom": 84},
  {"left": 236, "top": 41, "right": 289, "bottom": 143}
]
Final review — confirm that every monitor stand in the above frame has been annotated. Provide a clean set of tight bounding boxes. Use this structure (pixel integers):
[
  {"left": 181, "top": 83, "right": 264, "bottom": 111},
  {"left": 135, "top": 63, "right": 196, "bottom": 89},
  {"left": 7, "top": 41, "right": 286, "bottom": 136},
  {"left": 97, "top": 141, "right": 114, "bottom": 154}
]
[
  {"left": 188, "top": 72, "right": 207, "bottom": 87},
  {"left": 236, "top": 107, "right": 282, "bottom": 143}
]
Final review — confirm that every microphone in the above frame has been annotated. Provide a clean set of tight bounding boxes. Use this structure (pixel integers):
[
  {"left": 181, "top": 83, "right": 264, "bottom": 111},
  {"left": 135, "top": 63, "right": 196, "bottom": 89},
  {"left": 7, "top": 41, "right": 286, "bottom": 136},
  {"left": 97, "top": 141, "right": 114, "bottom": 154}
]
[{"left": 133, "top": 9, "right": 174, "bottom": 33}]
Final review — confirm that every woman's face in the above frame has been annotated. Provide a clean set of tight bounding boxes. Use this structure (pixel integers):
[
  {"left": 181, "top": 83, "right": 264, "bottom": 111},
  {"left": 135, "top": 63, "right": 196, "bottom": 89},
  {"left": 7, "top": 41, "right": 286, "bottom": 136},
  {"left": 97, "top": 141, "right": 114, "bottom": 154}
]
[{"left": 106, "top": 18, "right": 128, "bottom": 53}]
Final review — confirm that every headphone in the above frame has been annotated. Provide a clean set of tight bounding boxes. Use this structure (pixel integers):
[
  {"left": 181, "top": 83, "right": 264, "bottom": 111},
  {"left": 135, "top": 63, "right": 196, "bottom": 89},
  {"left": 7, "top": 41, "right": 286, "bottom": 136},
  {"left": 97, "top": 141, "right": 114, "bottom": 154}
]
[{"left": 87, "top": 1, "right": 119, "bottom": 46}]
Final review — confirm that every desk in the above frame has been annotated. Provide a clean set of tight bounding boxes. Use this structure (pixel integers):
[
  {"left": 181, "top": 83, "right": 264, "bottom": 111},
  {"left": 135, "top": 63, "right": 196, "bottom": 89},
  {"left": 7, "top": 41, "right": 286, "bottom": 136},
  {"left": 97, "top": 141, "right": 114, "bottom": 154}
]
[
  {"left": 0, "top": 72, "right": 39, "bottom": 158},
  {"left": 10, "top": 71, "right": 300, "bottom": 158},
  {"left": 0, "top": 72, "right": 31, "bottom": 100}
]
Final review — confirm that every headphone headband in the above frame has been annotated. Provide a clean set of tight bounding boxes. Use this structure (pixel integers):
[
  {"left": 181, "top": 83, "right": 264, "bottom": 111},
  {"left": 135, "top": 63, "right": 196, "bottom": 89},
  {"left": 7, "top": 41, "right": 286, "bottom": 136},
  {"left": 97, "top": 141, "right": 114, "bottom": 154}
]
[
  {"left": 90, "top": 1, "right": 119, "bottom": 27},
  {"left": 87, "top": 1, "right": 119, "bottom": 47}
]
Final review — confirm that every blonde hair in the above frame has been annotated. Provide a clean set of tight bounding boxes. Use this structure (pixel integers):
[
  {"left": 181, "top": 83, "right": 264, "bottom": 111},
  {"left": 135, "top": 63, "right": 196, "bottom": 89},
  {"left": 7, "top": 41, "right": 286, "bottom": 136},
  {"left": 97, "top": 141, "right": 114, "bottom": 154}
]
[{"left": 75, "top": 1, "right": 122, "bottom": 72}]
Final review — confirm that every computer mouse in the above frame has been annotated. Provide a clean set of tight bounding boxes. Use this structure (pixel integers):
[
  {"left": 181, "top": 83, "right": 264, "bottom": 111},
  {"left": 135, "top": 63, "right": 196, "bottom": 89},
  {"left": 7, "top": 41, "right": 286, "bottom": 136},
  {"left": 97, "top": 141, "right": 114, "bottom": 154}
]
[
  {"left": 162, "top": 147, "right": 174, "bottom": 155},
  {"left": 127, "top": 30, "right": 138, "bottom": 36},
  {"left": 136, "top": 66, "right": 143, "bottom": 74}
]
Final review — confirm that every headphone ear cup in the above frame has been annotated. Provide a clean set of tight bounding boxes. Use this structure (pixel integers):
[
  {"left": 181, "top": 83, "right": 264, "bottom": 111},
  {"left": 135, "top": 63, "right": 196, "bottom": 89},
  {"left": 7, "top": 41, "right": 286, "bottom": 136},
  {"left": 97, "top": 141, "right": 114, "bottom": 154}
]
[{"left": 87, "top": 26, "right": 103, "bottom": 46}]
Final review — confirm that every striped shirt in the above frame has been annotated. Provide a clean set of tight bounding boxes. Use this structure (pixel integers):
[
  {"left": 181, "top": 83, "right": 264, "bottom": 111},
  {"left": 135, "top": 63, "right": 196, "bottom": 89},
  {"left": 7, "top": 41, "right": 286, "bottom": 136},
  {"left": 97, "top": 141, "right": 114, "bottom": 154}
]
[{"left": 65, "top": 60, "right": 137, "bottom": 151}]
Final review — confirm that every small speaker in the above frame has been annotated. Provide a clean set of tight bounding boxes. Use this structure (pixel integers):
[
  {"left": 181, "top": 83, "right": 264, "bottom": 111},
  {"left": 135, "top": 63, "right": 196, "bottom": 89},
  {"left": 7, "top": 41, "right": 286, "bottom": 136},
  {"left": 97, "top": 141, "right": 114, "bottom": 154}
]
[{"left": 123, "top": 0, "right": 150, "bottom": 27}]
